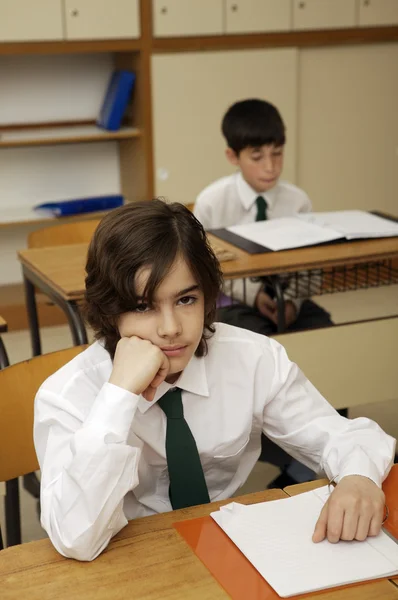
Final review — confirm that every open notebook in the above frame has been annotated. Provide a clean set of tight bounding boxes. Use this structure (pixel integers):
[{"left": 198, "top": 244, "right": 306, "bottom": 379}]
[
  {"left": 224, "top": 210, "right": 398, "bottom": 252},
  {"left": 210, "top": 485, "right": 398, "bottom": 598}
]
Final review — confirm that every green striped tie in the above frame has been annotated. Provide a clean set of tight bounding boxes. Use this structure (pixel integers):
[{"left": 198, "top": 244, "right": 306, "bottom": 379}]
[
  {"left": 255, "top": 196, "right": 267, "bottom": 221},
  {"left": 158, "top": 388, "right": 210, "bottom": 510}
]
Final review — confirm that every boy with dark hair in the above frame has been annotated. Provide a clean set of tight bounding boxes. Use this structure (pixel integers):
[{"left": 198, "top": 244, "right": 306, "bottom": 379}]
[
  {"left": 34, "top": 200, "right": 394, "bottom": 561},
  {"left": 194, "top": 98, "right": 332, "bottom": 334}
]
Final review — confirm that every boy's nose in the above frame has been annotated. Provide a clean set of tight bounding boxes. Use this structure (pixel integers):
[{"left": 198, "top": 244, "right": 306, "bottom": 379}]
[{"left": 158, "top": 310, "right": 182, "bottom": 338}]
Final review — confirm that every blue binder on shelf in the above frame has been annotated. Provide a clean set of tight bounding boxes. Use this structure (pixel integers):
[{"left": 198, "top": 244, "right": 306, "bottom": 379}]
[
  {"left": 97, "top": 70, "right": 136, "bottom": 131},
  {"left": 34, "top": 195, "right": 124, "bottom": 217}
]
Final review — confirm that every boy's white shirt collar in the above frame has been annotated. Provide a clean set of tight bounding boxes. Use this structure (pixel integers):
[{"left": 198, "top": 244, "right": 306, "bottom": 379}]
[
  {"left": 137, "top": 351, "right": 209, "bottom": 414},
  {"left": 236, "top": 171, "right": 278, "bottom": 212}
]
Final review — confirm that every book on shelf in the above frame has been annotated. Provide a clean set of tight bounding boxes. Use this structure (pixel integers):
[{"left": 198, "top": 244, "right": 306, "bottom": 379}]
[{"left": 97, "top": 70, "right": 136, "bottom": 132}]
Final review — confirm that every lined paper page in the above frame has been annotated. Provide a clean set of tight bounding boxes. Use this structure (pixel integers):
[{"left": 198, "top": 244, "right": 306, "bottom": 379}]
[
  {"left": 227, "top": 218, "right": 342, "bottom": 251},
  {"left": 211, "top": 486, "right": 398, "bottom": 598},
  {"left": 298, "top": 211, "right": 398, "bottom": 239}
]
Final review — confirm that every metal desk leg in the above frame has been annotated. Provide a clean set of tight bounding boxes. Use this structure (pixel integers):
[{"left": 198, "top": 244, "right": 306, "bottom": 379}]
[
  {"left": 269, "top": 275, "right": 286, "bottom": 333},
  {"left": 5, "top": 480, "right": 21, "bottom": 546},
  {"left": 0, "top": 336, "right": 9, "bottom": 370},
  {"left": 63, "top": 301, "right": 88, "bottom": 346},
  {"left": 23, "top": 274, "right": 42, "bottom": 357}
]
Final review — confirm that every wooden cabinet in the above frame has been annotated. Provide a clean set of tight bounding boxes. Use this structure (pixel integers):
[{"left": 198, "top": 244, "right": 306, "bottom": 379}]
[
  {"left": 0, "top": 0, "right": 63, "bottom": 42},
  {"left": 152, "top": 0, "right": 223, "bottom": 37},
  {"left": 359, "top": 0, "right": 398, "bottom": 27},
  {"left": 293, "top": 0, "right": 357, "bottom": 31},
  {"left": 64, "top": 0, "right": 140, "bottom": 40},
  {"left": 225, "top": 0, "right": 291, "bottom": 34}
]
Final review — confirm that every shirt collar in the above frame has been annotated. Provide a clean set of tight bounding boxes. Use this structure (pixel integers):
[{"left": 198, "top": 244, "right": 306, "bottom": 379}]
[
  {"left": 137, "top": 351, "right": 209, "bottom": 414},
  {"left": 236, "top": 171, "right": 278, "bottom": 212}
]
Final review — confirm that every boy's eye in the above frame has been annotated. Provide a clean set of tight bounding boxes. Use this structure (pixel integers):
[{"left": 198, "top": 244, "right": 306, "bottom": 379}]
[
  {"left": 135, "top": 303, "right": 150, "bottom": 313},
  {"left": 273, "top": 150, "right": 283, "bottom": 157},
  {"left": 251, "top": 155, "right": 262, "bottom": 162},
  {"left": 178, "top": 296, "right": 197, "bottom": 306}
]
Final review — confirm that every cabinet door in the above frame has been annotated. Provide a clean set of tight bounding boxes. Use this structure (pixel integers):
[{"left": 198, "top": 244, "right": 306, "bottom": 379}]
[
  {"left": 153, "top": 0, "right": 223, "bottom": 37},
  {"left": 293, "top": 0, "right": 357, "bottom": 31},
  {"left": 359, "top": 0, "right": 398, "bottom": 26},
  {"left": 152, "top": 49, "right": 298, "bottom": 204},
  {"left": 225, "top": 0, "right": 291, "bottom": 34},
  {"left": 65, "top": 0, "right": 140, "bottom": 40},
  {"left": 0, "top": 0, "right": 63, "bottom": 42}
]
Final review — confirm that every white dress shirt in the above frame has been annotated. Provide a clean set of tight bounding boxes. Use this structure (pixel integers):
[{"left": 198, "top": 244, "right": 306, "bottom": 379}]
[
  {"left": 34, "top": 323, "right": 395, "bottom": 561},
  {"left": 194, "top": 172, "right": 312, "bottom": 307}
]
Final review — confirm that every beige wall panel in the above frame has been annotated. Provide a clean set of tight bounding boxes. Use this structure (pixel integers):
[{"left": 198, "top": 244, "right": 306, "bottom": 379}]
[
  {"left": 153, "top": 0, "right": 223, "bottom": 37},
  {"left": 274, "top": 318, "right": 398, "bottom": 410},
  {"left": 359, "top": 0, "right": 398, "bottom": 27},
  {"left": 0, "top": 0, "right": 63, "bottom": 42},
  {"left": 297, "top": 43, "right": 398, "bottom": 212},
  {"left": 152, "top": 49, "right": 298, "bottom": 205},
  {"left": 225, "top": 0, "right": 292, "bottom": 34},
  {"left": 65, "top": 0, "right": 140, "bottom": 40},
  {"left": 293, "top": 0, "right": 357, "bottom": 31}
]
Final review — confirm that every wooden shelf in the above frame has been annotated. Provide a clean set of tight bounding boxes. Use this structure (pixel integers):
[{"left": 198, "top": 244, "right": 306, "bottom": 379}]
[
  {"left": 0, "top": 39, "right": 142, "bottom": 56},
  {"left": 0, "top": 124, "right": 141, "bottom": 148},
  {"left": 0, "top": 207, "right": 111, "bottom": 229},
  {"left": 151, "top": 25, "right": 398, "bottom": 53}
]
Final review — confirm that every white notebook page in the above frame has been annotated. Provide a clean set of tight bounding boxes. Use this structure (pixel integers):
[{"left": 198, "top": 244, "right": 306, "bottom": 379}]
[
  {"left": 227, "top": 218, "right": 342, "bottom": 251},
  {"left": 298, "top": 211, "right": 398, "bottom": 239},
  {"left": 210, "top": 486, "right": 398, "bottom": 598}
]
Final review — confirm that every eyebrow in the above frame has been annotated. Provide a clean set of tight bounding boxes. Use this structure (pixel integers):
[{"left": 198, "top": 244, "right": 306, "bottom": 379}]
[{"left": 136, "top": 284, "right": 200, "bottom": 302}]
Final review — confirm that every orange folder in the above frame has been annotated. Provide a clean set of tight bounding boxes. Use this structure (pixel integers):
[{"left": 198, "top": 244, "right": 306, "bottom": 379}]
[{"left": 174, "top": 465, "right": 398, "bottom": 600}]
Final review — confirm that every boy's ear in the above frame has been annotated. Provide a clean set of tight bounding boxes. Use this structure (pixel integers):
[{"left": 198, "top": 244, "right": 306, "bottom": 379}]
[{"left": 225, "top": 147, "right": 239, "bottom": 166}]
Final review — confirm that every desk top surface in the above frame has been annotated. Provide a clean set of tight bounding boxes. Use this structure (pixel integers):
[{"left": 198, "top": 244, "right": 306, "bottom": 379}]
[
  {"left": 17, "top": 235, "right": 398, "bottom": 301},
  {"left": 2, "top": 481, "right": 398, "bottom": 600}
]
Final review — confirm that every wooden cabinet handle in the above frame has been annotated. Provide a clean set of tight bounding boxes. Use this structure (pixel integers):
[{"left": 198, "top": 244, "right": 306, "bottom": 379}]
[
  {"left": 71, "top": 9, "right": 79, "bottom": 17},
  {"left": 231, "top": 4, "right": 238, "bottom": 12},
  {"left": 161, "top": 6, "right": 168, "bottom": 14},
  {"left": 298, "top": 1, "right": 306, "bottom": 8}
]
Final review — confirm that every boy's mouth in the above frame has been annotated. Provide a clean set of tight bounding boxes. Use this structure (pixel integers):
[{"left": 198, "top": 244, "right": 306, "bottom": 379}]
[{"left": 161, "top": 345, "right": 188, "bottom": 357}]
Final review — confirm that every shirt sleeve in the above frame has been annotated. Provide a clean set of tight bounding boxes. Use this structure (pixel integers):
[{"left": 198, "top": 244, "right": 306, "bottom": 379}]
[
  {"left": 261, "top": 339, "right": 396, "bottom": 487},
  {"left": 34, "top": 382, "right": 141, "bottom": 561},
  {"left": 193, "top": 194, "right": 212, "bottom": 230}
]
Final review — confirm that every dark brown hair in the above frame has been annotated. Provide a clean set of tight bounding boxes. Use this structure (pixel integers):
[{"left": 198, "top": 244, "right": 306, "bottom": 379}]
[{"left": 84, "top": 200, "right": 223, "bottom": 358}]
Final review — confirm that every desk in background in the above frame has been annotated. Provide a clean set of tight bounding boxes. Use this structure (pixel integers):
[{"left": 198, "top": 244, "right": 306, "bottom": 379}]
[{"left": 17, "top": 234, "right": 398, "bottom": 354}]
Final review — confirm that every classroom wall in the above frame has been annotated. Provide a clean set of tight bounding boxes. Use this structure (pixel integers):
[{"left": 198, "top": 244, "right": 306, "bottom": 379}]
[{"left": 152, "top": 41, "right": 398, "bottom": 213}]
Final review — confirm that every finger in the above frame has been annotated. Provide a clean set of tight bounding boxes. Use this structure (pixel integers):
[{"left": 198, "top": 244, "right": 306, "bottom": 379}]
[
  {"left": 368, "top": 505, "right": 385, "bottom": 537},
  {"left": 325, "top": 503, "right": 345, "bottom": 544},
  {"left": 312, "top": 502, "right": 328, "bottom": 543},
  {"left": 142, "top": 385, "right": 156, "bottom": 402},
  {"left": 341, "top": 509, "right": 359, "bottom": 541},
  {"left": 355, "top": 513, "right": 372, "bottom": 541},
  {"left": 257, "top": 304, "right": 276, "bottom": 321},
  {"left": 152, "top": 354, "right": 170, "bottom": 388}
]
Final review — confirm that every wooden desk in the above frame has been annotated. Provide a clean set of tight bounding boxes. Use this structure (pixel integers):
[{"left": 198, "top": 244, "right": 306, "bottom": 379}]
[
  {"left": 17, "top": 235, "right": 398, "bottom": 355},
  {"left": 2, "top": 485, "right": 398, "bottom": 600},
  {"left": 0, "top": 489, "right": 284, "bottom": 600}
]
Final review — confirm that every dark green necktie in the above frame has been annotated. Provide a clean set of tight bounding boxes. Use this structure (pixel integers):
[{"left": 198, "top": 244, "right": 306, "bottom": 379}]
[
  {"left": 255, "top": 195, "right": 267, "bottom": 221},
  {"left": 158, "top": 388, "right": 210, "bottom": 510}
]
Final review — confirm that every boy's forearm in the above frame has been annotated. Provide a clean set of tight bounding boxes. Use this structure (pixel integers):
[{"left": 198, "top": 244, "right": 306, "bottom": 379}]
[{"left": 35, "top": 384, "right": 140, "bottom": 561}]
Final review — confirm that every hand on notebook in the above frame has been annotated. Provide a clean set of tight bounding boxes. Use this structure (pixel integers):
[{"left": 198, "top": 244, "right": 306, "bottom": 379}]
[
  {"left": 255, "top": 291, "right": 297, "bottom": 327},
  {"left": 312, "top": 475, "right": 385, "bottom": 544}
]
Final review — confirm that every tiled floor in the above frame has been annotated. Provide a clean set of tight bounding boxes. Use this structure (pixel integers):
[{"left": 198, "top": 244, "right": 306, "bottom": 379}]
[{"left": 1, "top": 285, "right": 397, "bottom": 545}]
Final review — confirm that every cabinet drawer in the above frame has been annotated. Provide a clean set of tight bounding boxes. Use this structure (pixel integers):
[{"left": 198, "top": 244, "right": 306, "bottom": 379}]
[
  {"left": 293, "top": 0, "right": 357, "bottom": 31},
  {"left": 225, "top": 0, "right": 291, "bottom": 34},
  {"left": 359, "top": 0, "right": 398, "bottom": 26},
  {"left": 153, "top": 0, "right": 223, "bottom": 37},
  {"left": 0, "top": 0, "right": 63, "bottom": 42},
  {"left": 65, "top": 0, "right": 140, "bottom": 40}
]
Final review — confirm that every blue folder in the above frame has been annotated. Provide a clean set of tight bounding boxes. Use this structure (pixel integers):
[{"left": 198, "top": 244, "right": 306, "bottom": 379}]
[
  {"left": 97, "top": 70, "right": 136, "bottom": 131},
  {"left": 34, "top": 195, "right": 124, "bottom": 217}
]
